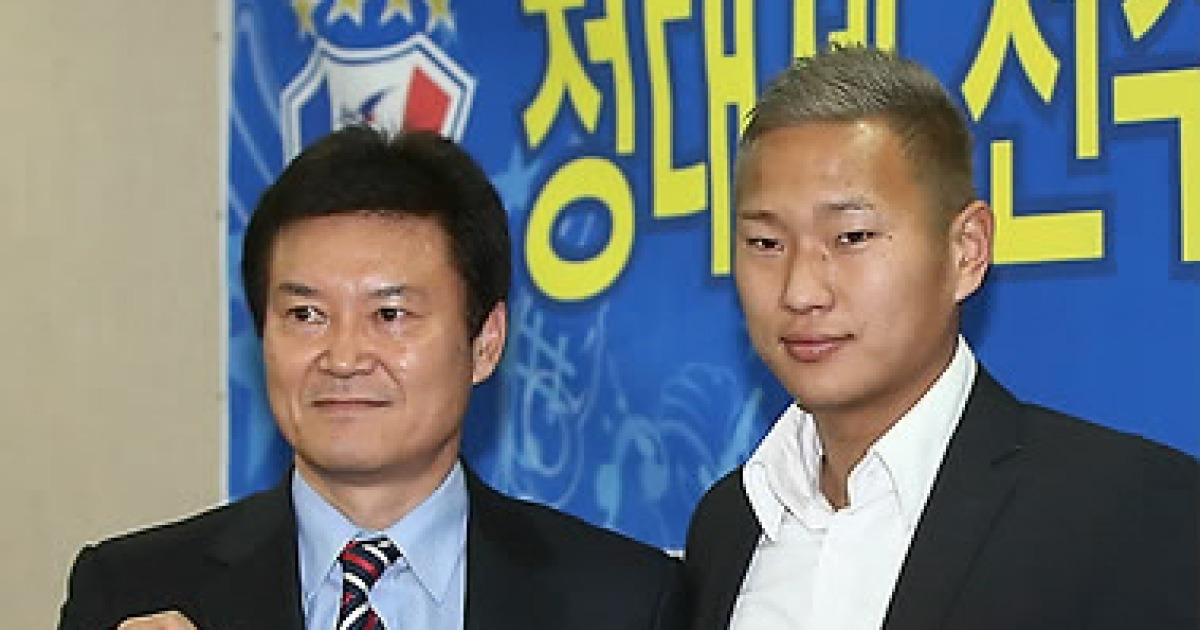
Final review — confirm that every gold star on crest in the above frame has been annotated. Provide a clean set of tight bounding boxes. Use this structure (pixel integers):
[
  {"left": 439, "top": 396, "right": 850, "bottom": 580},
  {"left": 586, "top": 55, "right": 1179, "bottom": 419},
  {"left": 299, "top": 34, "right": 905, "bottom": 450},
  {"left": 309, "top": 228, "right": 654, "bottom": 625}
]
[
  {"left": 327, "top": 0, "right": 365, "bottom": 25},
  {"left": 291, "top": 0, "right": 318, "bottom": 37},
  {"left": 426, "top": 0, "right": 454, "bottom": 32},
  {"left": 381, "top": 0, "right": 414, "bottom": 24}
]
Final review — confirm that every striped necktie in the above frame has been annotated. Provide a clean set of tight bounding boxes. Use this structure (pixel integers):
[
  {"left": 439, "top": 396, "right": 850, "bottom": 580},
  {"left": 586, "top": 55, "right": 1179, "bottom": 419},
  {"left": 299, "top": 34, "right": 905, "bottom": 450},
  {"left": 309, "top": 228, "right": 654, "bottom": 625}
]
[{"left": 337, "top": 537, "right": 402, "bottom": 630}]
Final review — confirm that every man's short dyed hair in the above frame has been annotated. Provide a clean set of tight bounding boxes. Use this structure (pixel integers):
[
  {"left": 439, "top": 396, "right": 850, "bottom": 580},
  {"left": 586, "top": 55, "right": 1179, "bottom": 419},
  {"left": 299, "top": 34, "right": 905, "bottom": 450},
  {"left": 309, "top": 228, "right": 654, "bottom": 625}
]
[
  {"left": 739, "top": 45, "right": 976, "bottom": 220},
  {"left": 241, "top": 126, "right": 511, "bottom": 336}
]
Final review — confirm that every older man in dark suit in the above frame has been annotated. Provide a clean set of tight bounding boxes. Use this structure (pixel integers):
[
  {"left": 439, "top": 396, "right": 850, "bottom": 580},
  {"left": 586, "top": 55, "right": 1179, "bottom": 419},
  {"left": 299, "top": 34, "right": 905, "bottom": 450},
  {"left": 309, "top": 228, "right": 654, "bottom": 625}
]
[
  {"left": 685, "top": 46, "right": 1198, "bottom": 630},
  {"left": 59, "top": 127, "right": 685, "bottom": 630}
]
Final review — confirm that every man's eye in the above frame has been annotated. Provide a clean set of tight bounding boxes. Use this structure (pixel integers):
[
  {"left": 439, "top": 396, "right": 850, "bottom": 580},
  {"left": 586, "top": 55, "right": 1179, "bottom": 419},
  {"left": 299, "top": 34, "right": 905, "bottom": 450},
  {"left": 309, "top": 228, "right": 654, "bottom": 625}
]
[
  {"left": 378, "top": 307, "right": 405, "bottom": 322},
  {"left": 836, "top": 230, "right": 878, "bottom": 246},
  {"left": 745, "top": 237, "right": 781, "bottom": 251},
  {"left": 287, "top": 305, "right": 325, "bottom": 324}
]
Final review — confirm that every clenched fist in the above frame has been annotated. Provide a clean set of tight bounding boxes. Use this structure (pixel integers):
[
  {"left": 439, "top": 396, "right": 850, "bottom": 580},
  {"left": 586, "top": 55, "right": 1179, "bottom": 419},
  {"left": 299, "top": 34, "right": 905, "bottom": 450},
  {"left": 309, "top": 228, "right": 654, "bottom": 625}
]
[{"left": 117, "top": 611, "right": 198, "bottom": 629}]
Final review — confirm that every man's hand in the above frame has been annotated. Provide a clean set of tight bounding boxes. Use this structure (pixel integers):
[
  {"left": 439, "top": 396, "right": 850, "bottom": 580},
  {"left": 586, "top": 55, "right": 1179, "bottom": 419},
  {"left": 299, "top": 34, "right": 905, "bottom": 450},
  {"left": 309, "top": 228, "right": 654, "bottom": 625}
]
[{"left": 116, "top": 611, "right": 198, "bottom": 629}]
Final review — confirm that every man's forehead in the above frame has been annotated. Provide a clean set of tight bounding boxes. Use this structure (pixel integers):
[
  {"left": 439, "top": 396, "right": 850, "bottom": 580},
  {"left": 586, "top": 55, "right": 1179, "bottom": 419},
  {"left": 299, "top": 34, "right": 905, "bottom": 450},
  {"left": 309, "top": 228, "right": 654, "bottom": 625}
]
[
  {"left": 268, "top": 213, "right": 448, "bottom": 258},
  {"left": 275, "top": 211, "right": 441, "bottom": 237},
  {"left": 266, "top": 215, "right": 449, "bottom": 286},
  {"left": 738, "top": 196, "right": 880, "bottom": 216}
]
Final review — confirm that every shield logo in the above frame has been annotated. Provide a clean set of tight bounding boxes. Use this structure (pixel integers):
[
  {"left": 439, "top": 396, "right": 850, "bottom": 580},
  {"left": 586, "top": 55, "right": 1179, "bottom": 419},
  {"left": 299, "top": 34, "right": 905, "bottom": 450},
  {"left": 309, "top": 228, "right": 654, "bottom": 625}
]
[{"left": 281, "top": 33, "right": 475, "bottom": 158}]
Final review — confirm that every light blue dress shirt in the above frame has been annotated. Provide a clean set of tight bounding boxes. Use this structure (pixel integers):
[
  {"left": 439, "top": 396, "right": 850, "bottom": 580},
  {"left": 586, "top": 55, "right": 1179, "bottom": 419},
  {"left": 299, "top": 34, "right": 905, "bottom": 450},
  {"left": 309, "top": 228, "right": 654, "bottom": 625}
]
[{"left": 293, "top": 462, "right": 468, "bottom": 630}]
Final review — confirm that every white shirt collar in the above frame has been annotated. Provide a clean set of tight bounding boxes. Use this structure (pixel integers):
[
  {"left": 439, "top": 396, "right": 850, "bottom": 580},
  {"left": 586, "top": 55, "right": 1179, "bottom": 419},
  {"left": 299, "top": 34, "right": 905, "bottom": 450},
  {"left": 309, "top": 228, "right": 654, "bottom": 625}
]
[{"left": 744, "top": 337, "right": 977, "bottom": 540}]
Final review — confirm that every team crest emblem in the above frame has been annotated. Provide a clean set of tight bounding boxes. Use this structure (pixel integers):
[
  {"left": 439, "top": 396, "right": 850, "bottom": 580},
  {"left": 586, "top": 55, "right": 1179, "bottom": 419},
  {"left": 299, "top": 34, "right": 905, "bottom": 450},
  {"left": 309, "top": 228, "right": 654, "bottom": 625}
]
[{"left": 282, "top": 33, "right": 474, "bottom": 158}]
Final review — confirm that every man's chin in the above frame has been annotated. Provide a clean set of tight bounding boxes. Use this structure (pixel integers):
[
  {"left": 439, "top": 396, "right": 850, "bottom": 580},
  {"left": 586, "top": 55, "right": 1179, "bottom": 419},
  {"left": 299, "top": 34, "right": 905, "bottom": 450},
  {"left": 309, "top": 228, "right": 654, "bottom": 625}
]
[
  {"left": 786, "top": 386, "right": 868, "bottom": 418},
  {"left": 297, "top": 452, "right": 391, "bottom": 482}
]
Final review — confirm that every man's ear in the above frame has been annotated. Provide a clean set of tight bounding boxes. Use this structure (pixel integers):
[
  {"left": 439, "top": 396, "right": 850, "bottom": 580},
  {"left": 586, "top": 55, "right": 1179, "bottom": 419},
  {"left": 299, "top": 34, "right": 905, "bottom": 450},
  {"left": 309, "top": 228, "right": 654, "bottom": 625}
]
[
  {"left": 470, "top": 301, "right": 507, "bottom": 384},
  {"left": 951, "top": 200, "right": 993, "bottom": 303}
]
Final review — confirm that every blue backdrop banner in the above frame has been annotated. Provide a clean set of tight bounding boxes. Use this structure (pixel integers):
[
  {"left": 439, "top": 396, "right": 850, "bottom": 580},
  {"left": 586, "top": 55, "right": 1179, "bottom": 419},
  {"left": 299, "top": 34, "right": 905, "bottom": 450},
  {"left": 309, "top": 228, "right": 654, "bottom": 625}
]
[{"left": 226, "top": 0, "right": 1199, "bottom": 549}]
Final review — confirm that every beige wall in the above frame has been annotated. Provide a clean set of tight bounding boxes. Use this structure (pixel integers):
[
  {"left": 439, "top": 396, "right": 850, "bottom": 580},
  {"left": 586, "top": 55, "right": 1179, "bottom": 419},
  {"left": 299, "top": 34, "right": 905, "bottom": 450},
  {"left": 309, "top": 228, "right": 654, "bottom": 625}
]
[{"left": 0, "top": 2, "right": 222, "bottom": 626}]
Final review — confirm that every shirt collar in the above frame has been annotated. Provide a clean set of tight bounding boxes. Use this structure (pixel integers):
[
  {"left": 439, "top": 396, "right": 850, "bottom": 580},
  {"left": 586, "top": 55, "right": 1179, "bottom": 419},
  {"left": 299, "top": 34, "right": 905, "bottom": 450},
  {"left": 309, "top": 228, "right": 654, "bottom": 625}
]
[
  {"left": 743, "top": 404, "right": 820, "bottom": 540},
  {"left": 293, "top": 461, "right": 468, "bottom": 608},
  {"left": 872, "top": 337, "right": 976, "bottom": 527},
  {"left": 744, "top": 336, "right": 977, "bottom": 537}
]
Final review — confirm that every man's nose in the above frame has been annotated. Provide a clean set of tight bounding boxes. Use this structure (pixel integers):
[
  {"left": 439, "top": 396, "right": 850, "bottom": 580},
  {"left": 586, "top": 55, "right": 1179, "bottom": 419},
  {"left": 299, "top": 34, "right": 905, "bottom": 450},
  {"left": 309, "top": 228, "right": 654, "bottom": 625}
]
[
  {"left": 781, "top": 244, "right": 835, "bottom": 314},
  {"left": 318, "top": 320, "right": 374, "bottom": 376}
]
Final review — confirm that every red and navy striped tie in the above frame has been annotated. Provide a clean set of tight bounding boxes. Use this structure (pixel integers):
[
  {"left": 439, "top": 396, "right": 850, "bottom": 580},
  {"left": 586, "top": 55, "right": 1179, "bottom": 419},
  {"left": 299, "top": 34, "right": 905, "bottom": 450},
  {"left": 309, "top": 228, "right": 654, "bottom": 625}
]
[{"left": 337, "top": 537, "right": 401, "bottom": 630}]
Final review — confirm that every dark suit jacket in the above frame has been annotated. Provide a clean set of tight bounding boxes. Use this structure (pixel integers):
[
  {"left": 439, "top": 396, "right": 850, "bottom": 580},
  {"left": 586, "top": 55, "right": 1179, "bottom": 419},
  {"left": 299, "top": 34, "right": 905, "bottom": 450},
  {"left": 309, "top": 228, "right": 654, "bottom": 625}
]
[
  {"left": 59, "top": 467, "right": 686, "bottom": 629},
  {"left": 685, "top": 368, "right": 1199, "bottom": 630}
]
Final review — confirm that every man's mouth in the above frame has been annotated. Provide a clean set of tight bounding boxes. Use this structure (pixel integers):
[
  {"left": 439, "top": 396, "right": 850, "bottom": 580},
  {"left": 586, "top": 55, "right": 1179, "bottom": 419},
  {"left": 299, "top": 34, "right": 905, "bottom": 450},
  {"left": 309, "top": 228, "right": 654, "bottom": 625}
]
[
  {"left": 780, "top": 334, "right": 851, "bottom": 362},
  {"left": 311, "top": 397, "right": 392, "bottom": 409}
]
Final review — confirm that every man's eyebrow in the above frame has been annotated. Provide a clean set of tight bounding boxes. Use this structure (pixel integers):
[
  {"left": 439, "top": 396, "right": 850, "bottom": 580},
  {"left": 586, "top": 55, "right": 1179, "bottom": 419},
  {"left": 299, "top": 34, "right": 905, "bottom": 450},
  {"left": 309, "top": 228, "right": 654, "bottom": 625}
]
[
  {"left": 275, "top": 281, "right": 318, "bottom": 297},
  {"left": 817, "top": 197, "right": 877, "bottom": 215},
  {"left": 735, "top": 208, "right": 780, "bottom": 222},
  {"left": 273, "top": 283, "right": 415, "bottom": 300},
  {"left": 368, "top": 285, "right": 411, "bottom": 300}
]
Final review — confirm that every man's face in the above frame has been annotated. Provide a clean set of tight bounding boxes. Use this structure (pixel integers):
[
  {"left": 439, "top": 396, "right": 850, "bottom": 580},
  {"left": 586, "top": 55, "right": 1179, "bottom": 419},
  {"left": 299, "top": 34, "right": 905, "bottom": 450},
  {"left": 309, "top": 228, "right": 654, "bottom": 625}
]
[
  {"left": 734, "top": 120, "right": 989, "bottom": 425},
  {"left": 262, "top": 213, "right": 505, "bottom": 490}
]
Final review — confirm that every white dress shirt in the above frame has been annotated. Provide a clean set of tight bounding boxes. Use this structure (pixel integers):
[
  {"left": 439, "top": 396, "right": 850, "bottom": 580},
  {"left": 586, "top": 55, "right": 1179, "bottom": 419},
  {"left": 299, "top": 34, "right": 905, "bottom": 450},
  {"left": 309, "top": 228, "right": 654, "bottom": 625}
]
[{"left": 729, "top": 338, "right": 977, "bottom": 630}]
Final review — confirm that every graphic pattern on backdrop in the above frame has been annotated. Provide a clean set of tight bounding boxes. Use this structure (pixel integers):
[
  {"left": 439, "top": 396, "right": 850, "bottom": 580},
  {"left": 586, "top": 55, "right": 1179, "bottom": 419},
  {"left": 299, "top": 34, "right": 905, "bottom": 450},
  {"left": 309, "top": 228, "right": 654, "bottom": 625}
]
[{"left": 227, "top": 0, "right": 1199, "bottom": 549}]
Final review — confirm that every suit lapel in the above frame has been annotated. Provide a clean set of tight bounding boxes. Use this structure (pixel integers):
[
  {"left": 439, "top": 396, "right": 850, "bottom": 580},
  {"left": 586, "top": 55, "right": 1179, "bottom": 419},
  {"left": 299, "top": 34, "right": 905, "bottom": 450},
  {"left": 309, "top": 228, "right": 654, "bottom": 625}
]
[
  {"left": 883, "top": 368, "right": 1025, "bottom": 630},
  {"left": 690, "top": 473, "right": 761, "bottom": 630},
  {"left": 196, "top": 479, "right": 305, "bottom": 630},
  {"left": 462, "top": 468, "right": 564, "bottom": 629}
]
